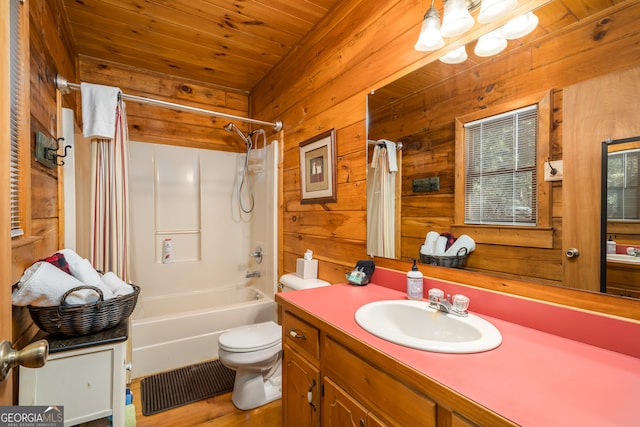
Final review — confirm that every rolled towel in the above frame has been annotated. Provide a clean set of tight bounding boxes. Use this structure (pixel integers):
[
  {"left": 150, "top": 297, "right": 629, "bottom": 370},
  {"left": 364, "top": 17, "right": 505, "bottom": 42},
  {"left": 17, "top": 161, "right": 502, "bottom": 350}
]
[
  {"left": 12, "top": 262, "right": 101, "bottom": 306},
  {"left": 434, "top": 236, "right": 448, "bottom": 255},
  {"left": 423, "top": 231, "right": 440, "bottom": 255},
  {"left": 444, "top": 234, "right": 476, "bottom": 256},
  {"left": 102, "top": 272, "right": 134, "bottom": 297},
  {"left": 57, "top": 248, "right": 84, "bottom": 266},
  {"left": 69, "top": 258, "right": 104, "bottom": 286}
]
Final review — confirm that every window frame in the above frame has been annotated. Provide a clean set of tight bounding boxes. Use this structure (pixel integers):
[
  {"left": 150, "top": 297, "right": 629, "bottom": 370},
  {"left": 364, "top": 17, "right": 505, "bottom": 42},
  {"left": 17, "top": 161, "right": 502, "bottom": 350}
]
[{"left": 453, "top": 91, "right": 553, "bottom": 248}]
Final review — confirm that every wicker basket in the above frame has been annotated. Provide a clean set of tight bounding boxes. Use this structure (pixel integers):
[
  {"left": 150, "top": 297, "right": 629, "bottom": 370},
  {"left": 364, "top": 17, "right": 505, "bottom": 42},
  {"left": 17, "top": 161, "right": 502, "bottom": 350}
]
[
  {"left": 28, "top": 284, "right": 140, "bottom": 337},
  {"left": 419, "top": 247, "right": 469, "bottom": 269}
]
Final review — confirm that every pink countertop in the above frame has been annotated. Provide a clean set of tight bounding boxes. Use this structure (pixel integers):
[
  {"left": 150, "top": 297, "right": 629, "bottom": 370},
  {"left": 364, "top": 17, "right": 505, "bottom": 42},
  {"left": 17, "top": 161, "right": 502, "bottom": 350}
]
[{"left": 278, "top": 281, "right": 640, "bottom": 426}]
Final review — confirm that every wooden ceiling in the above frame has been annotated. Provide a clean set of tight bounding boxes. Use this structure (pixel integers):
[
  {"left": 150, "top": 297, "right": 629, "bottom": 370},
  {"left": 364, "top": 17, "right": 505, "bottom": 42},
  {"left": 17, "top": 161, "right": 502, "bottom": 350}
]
[{"left": 61, "top": 0, "right": 343, "bottom": 93}]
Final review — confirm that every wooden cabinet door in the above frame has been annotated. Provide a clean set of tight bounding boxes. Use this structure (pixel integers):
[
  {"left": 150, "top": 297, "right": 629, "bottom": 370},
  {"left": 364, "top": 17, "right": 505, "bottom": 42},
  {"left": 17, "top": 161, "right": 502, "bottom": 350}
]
[
  {"left": 323, "top": 377, "right": 368, "bottom": 427},
  {"left": 283, "top": 344, "right": 320, "bottom": 427}
]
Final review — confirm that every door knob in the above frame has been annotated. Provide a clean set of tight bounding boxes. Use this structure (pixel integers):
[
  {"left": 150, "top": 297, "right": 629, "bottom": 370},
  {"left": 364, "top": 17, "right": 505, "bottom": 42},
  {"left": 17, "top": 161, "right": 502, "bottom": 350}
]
[
  {"left": 0, "top": 339, "right": 49, "bottom": 382},
  {"left": 565, "top": 248, "right": 580, "bottom": 258}
]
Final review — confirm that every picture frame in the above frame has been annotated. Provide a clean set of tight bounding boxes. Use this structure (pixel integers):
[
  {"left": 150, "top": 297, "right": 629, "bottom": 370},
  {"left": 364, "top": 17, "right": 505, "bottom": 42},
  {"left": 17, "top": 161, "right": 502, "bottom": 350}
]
[{"left": 299, "top": 129, "right": 337, "bottom": 204}]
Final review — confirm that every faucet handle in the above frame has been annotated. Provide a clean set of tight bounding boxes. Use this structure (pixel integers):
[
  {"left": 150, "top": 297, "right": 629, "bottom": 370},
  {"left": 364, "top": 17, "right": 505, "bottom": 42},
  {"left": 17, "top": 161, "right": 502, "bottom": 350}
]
[
  {"left": 428, "top": 288, "right": 444, "bottom": 302},
  {"left": 452, "top": 294, "right": 470, "bottom": 314}
]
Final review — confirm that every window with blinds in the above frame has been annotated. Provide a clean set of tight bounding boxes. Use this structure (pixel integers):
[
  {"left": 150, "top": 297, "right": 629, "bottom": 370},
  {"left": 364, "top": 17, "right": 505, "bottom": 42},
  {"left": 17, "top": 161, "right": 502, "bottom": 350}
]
[
  {"left": 607, "top": 149, "right": 640, "bottom": 221},
  {"left": 463, "top": 105, "right": 538, "bottom": 226},
  {"left": 10, "top": 0, "right": 24, "bottom": 238}
]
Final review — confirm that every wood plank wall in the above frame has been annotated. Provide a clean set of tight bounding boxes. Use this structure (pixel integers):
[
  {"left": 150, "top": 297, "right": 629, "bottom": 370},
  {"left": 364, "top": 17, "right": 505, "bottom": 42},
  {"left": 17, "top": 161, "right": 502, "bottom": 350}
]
[
  {"left": 76, "top": 57, "right": 250, "bottom": 153},
  {"left": 251, "top": 0, "right": 640, "bottom": 286}
]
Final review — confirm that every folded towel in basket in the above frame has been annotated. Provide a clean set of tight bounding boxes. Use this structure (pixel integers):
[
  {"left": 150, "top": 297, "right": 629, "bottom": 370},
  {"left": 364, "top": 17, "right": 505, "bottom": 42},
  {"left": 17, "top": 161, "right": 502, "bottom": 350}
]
[
  {"left": 444, "top": 234, "right": 476, "bottom": 256},
  {"left": 69, "top": 258, "right": 104, "bottom": 286},
  {"left": 101, "top": 272, "right": 134, "bottom": 296},
  {"left": 12, "top": 262, "right": 105, "bottom": 307}
]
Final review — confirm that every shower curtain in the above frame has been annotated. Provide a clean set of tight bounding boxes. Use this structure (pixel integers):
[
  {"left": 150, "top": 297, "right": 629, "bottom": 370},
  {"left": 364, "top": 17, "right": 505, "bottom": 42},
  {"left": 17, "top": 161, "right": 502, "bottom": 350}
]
[
  {"left": 367, "top": 145, "right": 396, "bottom": 258},
  {"left": 90, "top": 100, "right": 130, "bottom": 281}
]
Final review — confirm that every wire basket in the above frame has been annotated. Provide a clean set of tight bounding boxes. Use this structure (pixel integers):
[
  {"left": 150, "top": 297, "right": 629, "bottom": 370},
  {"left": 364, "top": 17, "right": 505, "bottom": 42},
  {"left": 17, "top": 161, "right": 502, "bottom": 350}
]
[
  {"left": 419, "top": 247, "right": 469, "bottom": 269},
  {"left": 28, "top": 284, "right": 140, "bottom": 337}
]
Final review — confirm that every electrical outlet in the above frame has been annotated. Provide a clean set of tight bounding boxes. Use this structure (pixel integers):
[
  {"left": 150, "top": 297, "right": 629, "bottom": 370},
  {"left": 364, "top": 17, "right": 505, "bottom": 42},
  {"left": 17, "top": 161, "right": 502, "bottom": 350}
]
[{"left": 544, "top": 160, "right": 563, "bottom": 181}]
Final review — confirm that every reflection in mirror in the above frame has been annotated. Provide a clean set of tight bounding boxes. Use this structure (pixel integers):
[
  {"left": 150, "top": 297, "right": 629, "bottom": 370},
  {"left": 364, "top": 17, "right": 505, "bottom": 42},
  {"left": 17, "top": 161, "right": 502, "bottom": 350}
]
[
  {"left": 367, "top": 0, "right": 640, "bottom": 295},
  {"left": 601, "top": 137, "right": 640, "bottom": 297},
  {"left": 366, "top": 140, "right": 401, "bottom": 258}
]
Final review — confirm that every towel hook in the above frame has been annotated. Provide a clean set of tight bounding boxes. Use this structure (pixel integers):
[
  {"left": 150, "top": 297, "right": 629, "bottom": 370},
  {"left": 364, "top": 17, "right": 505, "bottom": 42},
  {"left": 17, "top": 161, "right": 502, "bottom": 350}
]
[
  {"left": 546, "top": 157, "right": 557, "bottom": 176},
  {"left": 44, "top": 137, "right": 72, "bottom": 166}
]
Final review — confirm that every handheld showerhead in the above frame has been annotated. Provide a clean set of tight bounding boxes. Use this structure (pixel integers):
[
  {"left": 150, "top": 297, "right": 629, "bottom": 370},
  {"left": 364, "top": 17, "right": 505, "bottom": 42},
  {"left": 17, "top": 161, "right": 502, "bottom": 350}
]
[{"left": 223, "top": 123, "right": 235, "bottom": 133}]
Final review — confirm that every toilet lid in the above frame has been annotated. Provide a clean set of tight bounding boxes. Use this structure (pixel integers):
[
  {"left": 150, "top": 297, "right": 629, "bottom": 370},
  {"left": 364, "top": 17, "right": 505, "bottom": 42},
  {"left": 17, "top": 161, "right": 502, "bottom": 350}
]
[{"left": 218, "top": 321, "right": 282, "bottom": 352}]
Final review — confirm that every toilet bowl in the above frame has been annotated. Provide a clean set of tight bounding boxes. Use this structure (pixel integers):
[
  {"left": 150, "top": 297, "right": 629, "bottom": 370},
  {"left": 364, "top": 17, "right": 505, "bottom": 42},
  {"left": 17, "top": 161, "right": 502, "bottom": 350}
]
[
  {"left": 218, "top": 321, "right": 283, "bottom": 410},
  {"left": 218, "top": 275, "right": 330, "bottom": 410}
]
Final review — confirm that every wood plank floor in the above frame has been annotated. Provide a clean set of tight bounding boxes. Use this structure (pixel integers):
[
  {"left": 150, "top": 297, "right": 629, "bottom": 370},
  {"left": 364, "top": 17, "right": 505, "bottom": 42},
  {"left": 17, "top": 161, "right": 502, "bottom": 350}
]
[{"left": 130, "top": 378, "right": 282, "bottom": 426}]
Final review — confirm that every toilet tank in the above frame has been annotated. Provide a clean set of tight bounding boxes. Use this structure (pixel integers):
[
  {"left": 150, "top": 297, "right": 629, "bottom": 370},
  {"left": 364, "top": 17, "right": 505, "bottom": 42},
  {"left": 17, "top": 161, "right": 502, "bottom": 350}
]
[{"left": 278, "top": 273, "right": 330, "bottom": 292}]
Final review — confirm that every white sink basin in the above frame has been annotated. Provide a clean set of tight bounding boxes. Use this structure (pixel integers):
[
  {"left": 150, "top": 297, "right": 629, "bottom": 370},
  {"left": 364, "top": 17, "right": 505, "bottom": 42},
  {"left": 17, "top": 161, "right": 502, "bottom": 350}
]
[
  {"left": 355, "top": 300, "right": 502, "bottom": 354},
  {"left": 607, "top": 254, "right": 640, "bottom": 265}
]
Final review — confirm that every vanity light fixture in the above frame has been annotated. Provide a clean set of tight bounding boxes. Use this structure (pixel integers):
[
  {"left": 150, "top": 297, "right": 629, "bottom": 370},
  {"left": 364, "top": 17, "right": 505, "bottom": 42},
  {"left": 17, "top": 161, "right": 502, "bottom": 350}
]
[
  {"left": 474, "top": 29, "right": 508, "bottom": 56},
  {"left": 415, "top": 0, "right": 538, "bottom": 62},
  {"left": 478, "top": 0, "right": 517, "bottom": 24},
  {"left": 501, "top": 11, "right": 539, "bottom": 39},
  {"left": 441, "top": 0, "right": 475, "bottom": 38},
  {"left": 415, "top": 0, "right": 446, "bottom": 51},
  {"left": 439, "top": 45, "right": 468, "bottom": 64}
]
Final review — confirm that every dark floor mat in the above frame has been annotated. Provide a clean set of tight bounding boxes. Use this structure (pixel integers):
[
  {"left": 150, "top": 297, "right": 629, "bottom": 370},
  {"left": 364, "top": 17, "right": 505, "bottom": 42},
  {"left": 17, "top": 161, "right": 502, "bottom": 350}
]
[{"left": 140, "top": 359, "right": 235, "bottom": 416}]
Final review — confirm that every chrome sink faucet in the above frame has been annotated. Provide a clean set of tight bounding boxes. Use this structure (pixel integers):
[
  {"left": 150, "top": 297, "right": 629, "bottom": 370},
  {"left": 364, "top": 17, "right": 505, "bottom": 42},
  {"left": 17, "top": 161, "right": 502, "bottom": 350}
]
[{"left": 427, "top": 288, "right": 469, "bottom": 317}]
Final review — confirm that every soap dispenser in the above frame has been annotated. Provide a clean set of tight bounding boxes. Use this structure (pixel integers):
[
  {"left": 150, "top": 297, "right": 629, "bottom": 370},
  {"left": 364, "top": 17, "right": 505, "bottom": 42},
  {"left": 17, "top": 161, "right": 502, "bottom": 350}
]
[
  {"left": 407, "top": 259, "right": 424, "bottom": 300},
  {"left": 607, "top": 235, "right": 617, "bottom": 254}
]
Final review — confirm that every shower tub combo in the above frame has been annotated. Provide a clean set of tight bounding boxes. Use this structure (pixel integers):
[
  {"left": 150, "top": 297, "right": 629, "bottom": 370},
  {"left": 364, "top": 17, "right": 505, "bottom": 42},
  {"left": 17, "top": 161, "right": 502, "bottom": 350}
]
[
  {"left": 128, "top": 139, "right": 278, "bottom": 379},
  {"left": 130, "top": 284, "right": 276, "bottom": 379}
]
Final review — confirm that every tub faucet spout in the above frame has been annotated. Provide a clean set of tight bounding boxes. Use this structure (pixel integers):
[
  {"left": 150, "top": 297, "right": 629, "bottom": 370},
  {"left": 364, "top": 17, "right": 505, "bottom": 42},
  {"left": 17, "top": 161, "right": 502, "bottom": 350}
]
[{"left": 246, "top": 271, "right": 261, "bottom": 278}]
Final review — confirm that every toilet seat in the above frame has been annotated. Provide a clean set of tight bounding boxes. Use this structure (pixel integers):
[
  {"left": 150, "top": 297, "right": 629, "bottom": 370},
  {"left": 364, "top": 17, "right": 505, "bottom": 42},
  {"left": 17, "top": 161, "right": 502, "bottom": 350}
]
[{"left": 219, "top": 321, "right": 282, "bottom": 353}]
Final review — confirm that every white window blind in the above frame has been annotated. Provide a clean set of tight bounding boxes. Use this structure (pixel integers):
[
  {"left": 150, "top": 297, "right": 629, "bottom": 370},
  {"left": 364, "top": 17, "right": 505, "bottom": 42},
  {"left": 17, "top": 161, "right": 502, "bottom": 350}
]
[
  {"left": 10, "top": 0, "right": 24, "bottom": 238},
  {"left": 463, "top": 105, "right": 538, "bottom": 226},
  {"left": 607, "top": 149, "right": 640, "bottom": 220}
]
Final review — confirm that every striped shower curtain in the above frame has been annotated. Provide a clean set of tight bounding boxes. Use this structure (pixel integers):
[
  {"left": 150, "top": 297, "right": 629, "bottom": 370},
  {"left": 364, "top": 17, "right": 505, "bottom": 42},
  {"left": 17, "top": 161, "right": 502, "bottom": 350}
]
[
  {"left": 366, "top": 145, "right": 396, "bottom": 258},
  {"left": 89, "top": 100, "right": 130, "bottom": 281}
]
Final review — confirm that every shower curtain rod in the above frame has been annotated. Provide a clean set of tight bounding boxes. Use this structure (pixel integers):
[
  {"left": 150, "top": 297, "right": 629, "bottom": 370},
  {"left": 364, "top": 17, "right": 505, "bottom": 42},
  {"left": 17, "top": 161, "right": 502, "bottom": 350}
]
[{"left": 55, "top": 74, "right": 283, "bottom": 132}]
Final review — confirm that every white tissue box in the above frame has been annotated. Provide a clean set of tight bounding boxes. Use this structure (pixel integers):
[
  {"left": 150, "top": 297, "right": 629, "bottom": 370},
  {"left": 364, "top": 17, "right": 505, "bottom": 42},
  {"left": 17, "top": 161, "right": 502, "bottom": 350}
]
[{"left": 296, "top": 258, "right": 318, "bottom": 279}]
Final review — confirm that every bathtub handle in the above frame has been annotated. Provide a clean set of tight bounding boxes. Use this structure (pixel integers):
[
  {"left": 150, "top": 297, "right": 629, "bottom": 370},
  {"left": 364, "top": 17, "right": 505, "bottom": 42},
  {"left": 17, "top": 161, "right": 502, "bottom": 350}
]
[{"left": 289, "top": 329, "right": 307, "bottom": 340}]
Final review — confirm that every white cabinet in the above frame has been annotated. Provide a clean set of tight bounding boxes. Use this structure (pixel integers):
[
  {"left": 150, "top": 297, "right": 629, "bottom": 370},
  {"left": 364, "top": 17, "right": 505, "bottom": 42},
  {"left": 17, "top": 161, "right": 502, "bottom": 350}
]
[{"left": 20, "top": 340, "right": 127, "bottom": 427}]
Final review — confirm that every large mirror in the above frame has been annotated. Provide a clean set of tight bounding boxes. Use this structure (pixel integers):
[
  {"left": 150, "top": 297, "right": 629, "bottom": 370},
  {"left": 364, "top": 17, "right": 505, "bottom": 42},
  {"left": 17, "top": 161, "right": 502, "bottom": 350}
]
[
  {"left": 367, "top": 0, "right": 640, "bottom": 296},
  {"left": 601, "top": 137, "right": 640, "bottom": 297}
]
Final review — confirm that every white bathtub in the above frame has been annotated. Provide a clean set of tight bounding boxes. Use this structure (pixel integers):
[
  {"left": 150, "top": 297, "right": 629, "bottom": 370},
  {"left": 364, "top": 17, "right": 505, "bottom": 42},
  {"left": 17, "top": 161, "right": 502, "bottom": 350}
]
[{"left": 130, "top": 284, "right": 277, "bottom": 379}]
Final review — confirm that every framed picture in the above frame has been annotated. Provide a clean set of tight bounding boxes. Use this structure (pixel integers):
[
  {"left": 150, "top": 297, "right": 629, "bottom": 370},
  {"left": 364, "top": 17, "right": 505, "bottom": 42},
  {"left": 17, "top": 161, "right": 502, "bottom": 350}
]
[{"left": 299, "top": 129, "right": 337, "bottom": 204}]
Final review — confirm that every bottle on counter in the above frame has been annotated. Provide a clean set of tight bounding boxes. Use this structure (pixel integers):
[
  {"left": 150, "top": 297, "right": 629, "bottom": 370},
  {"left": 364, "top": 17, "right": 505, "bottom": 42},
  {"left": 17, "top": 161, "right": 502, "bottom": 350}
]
[{"left": 407, "top": 259, "right": 424, "bottom": 300}]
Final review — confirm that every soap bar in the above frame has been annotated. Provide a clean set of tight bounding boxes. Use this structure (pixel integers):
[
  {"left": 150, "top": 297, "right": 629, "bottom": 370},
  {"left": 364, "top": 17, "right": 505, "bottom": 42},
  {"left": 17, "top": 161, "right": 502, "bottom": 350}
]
[{"left": 296, "top": 258, "right": 318, "bottom": 279}]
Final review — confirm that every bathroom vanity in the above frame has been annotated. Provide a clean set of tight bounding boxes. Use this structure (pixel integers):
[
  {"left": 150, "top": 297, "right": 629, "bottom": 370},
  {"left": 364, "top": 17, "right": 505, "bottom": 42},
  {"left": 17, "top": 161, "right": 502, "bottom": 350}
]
[{"left": 276, "top": 269, "right": 640, "bottom": 426}]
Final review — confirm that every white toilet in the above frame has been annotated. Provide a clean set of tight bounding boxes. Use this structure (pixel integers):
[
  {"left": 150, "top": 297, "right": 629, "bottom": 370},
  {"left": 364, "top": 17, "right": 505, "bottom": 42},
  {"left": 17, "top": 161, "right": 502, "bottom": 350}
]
[{"left": 217, "top": 274, "right": 330, "bottom": 410}]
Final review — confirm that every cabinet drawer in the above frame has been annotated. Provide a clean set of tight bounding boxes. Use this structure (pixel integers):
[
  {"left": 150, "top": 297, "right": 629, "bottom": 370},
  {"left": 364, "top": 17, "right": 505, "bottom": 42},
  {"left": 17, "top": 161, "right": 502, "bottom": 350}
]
[
  {"left": 283, "top": 311, "right": 320, "bottom": 360},
  {"left": 324, "top": 336, "right": 436, "bottom": 427}
]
